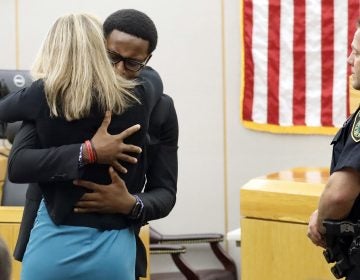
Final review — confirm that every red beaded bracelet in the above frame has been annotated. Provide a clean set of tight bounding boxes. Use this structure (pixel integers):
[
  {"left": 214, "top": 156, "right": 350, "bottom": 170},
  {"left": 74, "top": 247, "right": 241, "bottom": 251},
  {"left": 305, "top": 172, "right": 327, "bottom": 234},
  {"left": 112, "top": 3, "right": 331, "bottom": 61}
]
[{"left": 84, "top": 140, "right": 95, "bottom": 163}]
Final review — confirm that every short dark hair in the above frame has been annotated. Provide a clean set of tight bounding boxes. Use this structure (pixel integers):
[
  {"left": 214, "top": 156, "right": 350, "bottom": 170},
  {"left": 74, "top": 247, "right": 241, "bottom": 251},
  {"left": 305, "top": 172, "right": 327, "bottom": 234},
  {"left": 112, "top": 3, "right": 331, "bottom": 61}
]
[{"left": 103, "top": 9, "right": 158, "bottom": 54}]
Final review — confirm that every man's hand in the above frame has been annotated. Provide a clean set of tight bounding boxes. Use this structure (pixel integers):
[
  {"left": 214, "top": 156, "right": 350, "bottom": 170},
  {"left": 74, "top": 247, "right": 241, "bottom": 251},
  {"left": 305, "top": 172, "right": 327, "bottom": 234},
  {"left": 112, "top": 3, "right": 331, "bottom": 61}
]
[
  {"left": 307, "top": 209, "right": 326, "bottom": 248},
  {"left": 91, "top": 111, "right": 142, "bottom": 173},
  {"left": 73, "top": 167, "right": 136, "bottom": 214}
]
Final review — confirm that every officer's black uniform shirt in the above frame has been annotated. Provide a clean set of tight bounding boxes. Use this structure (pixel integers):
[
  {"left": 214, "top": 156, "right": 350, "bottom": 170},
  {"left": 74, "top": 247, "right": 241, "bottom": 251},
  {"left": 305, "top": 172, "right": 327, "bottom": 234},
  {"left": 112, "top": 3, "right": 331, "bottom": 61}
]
[{"left": 331, "top": 106, "right": 360, "bottom": 220}]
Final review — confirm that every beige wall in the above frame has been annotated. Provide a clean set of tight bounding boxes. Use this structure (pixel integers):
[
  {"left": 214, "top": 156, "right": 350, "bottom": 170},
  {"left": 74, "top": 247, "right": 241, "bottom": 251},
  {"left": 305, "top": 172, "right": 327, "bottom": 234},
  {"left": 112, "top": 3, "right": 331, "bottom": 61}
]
[
  {"left": 0, "top": 0, "right": 16, "bottom": 68},
  {"left": 0, "top": 0, "right": 333, "bottom": 274}
]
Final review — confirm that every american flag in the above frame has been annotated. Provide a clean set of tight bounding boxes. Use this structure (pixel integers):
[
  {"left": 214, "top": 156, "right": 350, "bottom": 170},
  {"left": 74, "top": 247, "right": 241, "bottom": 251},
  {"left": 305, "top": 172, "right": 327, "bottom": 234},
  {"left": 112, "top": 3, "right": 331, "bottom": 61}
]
[{"left": 241, "top": 0, "right": 360, "bottom": 134}]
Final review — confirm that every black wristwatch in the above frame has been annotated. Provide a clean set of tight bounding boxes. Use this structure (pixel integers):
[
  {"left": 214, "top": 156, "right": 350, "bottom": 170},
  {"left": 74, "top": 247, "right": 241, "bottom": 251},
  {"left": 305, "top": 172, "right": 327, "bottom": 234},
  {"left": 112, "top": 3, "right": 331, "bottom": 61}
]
[{"left": 128, "top": 195, "right": 144, "bottom": 219}]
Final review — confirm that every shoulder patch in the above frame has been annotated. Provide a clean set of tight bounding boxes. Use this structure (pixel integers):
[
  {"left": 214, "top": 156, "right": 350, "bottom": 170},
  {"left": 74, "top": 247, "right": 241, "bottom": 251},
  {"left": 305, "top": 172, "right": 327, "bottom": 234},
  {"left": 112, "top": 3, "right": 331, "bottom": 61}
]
[{"left": 351, "top": 110, "right": 360, "bottom": 142}]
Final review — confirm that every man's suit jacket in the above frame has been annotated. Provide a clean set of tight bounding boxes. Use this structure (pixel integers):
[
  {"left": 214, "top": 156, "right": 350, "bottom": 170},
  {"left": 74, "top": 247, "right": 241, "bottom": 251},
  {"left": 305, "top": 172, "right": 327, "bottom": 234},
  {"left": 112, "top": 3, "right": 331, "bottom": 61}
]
[{"left": 9, "top": 93, "right": 178, "bottom": 277}]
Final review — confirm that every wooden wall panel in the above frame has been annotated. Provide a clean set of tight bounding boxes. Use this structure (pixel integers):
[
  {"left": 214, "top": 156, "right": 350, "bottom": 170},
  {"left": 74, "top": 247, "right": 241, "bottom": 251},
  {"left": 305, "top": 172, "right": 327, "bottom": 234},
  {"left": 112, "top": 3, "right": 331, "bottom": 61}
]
[{"left": 241, "top": 218, "right": 333, "bottom": 280}]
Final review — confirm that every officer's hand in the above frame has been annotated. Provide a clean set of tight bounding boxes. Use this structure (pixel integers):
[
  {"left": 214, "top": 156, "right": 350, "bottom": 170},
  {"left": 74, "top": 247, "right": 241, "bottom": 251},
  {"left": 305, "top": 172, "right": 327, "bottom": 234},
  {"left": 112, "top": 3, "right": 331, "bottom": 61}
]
[
  {"left": 91, "top": 111, "right": 142, "bottom": 173},
  {"left": 73, "top": 167, "right": 136, "bottom": 214},
  {"left": 307, "top": 209, "right": 326, "bottom": 248}
]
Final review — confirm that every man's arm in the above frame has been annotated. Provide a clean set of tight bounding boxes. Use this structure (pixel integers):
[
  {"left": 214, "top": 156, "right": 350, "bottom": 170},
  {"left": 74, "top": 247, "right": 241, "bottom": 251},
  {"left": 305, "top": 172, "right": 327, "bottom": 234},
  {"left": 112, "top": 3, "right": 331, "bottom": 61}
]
[
  {"left": 308, "top": 168, "right": 360, "bottom": 247},
  {"left": 74, "top": 95, "right": 178, "bottom": 222},
  {"left": 138, "top": 66, "right": 163, "bottom": 109},
  {"left": 138, "top": 96, "right": 178, "bottom": 223},
  {"left": 0, "top": 81, "right": 42, "bottom": 123},
  {"left": 8, "top": 112, "right": 142, "bottom": 183},
  {"left": 317, "top": 168, "right": 360, "bottom": 229}
]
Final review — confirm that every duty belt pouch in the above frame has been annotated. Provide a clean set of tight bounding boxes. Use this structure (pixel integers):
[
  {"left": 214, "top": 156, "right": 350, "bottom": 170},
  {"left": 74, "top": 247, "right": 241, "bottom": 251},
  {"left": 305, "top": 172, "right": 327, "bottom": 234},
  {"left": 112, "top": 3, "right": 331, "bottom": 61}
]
[{"left": 323, "top": 220, "right": 359, "bottom": 279}]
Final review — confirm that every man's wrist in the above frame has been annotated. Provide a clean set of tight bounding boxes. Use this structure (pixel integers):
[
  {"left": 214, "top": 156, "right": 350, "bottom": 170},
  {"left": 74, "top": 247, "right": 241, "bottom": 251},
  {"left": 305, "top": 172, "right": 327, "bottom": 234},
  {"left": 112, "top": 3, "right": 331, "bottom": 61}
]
[
  {"left": 128, "top": 195, "right": 144, "bottom": 220},
  {"left": 78, "top": 144, "right": 85, "bottom": 168},
  {"left": 79, "top": 141, "right": 98, "bottom": 166}
]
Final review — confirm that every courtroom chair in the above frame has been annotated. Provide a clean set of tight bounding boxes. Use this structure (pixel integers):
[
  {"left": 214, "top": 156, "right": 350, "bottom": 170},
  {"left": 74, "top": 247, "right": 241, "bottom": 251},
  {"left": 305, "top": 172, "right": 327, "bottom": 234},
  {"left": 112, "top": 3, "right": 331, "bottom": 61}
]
[
  {"left": 0, "top": 175, "right": 28, "bottom": 206},
  {"left": 150, "top": 244, "right": 193, "bottom": 280},
  {"left": 150, "top": 227, "right": 238, "bottom": 280}
]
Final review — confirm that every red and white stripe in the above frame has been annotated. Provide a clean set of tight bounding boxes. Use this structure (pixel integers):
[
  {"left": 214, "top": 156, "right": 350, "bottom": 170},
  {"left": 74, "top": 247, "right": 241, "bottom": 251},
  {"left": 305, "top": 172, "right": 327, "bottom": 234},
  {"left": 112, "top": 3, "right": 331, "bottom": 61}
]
[{"left": 242, "top": 0, "right": 360, "bottom": 132}]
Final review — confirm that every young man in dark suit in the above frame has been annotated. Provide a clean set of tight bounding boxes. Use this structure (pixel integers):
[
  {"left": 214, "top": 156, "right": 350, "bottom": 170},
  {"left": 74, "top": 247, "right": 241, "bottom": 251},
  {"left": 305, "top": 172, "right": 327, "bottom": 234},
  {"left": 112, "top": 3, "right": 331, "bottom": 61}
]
[{"left": 9, "top": 9, "right": 178, "bottom": 279}]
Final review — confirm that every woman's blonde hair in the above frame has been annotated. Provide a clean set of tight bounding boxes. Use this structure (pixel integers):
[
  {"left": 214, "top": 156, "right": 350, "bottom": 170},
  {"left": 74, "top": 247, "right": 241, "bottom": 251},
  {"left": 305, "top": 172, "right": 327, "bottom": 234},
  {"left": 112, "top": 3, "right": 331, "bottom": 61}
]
[{"left": 31, "top": 13, "right": 138, "bottom": 121}]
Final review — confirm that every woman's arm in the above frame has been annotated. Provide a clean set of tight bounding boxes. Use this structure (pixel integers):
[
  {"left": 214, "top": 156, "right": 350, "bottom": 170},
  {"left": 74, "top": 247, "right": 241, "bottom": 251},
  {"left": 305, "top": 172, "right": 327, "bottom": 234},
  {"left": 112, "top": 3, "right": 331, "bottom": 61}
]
[
  {"left": 8, "top": 117, "right": 142, "bottom": 183},
  {"left": 0, "top": 80, "right": 43, "bottom": 122},
  {"left": 8, "top": 121, "right": 81, "bottom": 183}
]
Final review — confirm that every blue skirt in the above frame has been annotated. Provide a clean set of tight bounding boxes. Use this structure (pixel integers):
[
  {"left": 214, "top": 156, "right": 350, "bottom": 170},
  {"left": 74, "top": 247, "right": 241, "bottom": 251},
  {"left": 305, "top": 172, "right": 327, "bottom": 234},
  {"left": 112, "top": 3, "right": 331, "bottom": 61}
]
[{"left": 21, "top": 200, "right": 136, "bottom": 280}]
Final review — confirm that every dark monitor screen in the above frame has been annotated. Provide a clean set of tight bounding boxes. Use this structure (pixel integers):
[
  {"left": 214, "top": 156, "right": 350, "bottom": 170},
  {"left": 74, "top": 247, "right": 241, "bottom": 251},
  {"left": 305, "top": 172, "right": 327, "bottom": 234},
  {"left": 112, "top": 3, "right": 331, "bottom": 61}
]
[
  {"left": 0, "top": 70, "right": 33, "bottom": 138},
  {"left": 0, "top": 69, "right": 33, "bottom": 99}
]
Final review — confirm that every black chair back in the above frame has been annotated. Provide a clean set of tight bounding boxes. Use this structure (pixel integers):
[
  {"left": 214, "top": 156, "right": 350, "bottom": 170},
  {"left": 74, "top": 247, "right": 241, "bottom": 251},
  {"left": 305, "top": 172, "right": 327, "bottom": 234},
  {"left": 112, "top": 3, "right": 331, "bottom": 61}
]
[
  {"left": 1, "top": 121, "right": 29, "bottom": 206},
  {"left": 1, "top": 175, "right": 28, "bottom": 206}
]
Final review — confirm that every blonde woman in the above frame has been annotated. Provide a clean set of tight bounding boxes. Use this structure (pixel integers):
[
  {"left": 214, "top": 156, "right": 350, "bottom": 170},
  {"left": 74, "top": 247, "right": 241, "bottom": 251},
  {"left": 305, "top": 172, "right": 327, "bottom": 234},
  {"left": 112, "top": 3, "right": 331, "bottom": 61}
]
[{"left": 0, "top": 13, "right": 162, "bottom": 280}]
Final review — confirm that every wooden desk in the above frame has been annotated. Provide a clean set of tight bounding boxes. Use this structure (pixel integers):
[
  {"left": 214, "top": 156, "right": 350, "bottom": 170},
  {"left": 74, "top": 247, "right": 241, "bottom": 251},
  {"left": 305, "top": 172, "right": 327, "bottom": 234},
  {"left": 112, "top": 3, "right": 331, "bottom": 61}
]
[
  {"left": 0, "top": 207, "right": 150, "bottom": 280},
  {"left": 0, "top": 207, "right": 23, "bottom": 280},
  {"left": 240, "top": 167, "right": 333, "bottom": 280}
]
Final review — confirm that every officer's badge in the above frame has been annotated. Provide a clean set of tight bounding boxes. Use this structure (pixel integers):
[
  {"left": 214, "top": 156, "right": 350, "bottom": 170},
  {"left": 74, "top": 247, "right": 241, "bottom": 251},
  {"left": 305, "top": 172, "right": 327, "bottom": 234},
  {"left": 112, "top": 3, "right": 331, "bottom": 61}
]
[{"left": 351, "top": 110, "right": 360, "bottom": 142}]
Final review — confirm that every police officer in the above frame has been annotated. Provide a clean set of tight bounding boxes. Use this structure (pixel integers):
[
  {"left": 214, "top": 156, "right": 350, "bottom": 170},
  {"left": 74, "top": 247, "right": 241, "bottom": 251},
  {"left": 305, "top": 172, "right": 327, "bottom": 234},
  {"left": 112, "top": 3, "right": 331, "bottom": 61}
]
[{"left": 308, "top": 19, "right": 360, "bottom": 279}]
